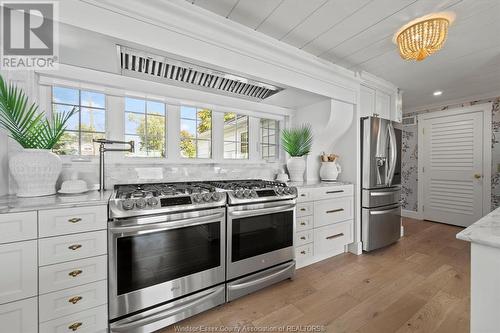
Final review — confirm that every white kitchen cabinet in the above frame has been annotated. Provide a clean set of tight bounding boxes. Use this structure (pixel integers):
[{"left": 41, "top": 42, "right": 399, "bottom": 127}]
[
  {"left": 0, "top": 240, "right": 37, "bottom": 304},
  {"left": 295, "top": 184, "right": 354, "bottom": 268},
  {"left": 360, "top": 85, "right": 375, "bottom": 118},
  {"left": 375, "top": 90, "right": 391, "bottom": 120},
  {"left": 38, "top": 205, "right": 107, "bottom": 237},
  {"left": 360, "top": 84, "right": 401, "bottom": 122},
  {"left": 0, "top": 211, "right": 37, "bottom": 244},
  {"left": 0, "top": 297, "right": 38, "bottom": 333},
  {"left": 39, "top": 304, "right": 108, "bottom": 333}
]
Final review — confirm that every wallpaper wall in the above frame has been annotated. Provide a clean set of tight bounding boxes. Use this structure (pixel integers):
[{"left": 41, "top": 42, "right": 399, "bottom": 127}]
[{"left": 402, "top": 97, "right": 500, "bottom": 212}]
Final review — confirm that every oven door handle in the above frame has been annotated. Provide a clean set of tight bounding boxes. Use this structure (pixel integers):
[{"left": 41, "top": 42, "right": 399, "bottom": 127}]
[
  {"left": 227, "top": 261, "right": 295, "bottom": 291},
  {"left": 229, "top": 204, "right": 295, "bottom": 218},
  {"left": 109, "top": 212, "right": 225, "bottom": 234}
]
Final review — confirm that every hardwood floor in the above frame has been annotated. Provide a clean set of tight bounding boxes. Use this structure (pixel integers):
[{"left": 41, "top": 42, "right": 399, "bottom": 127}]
[{"left": 160, "top": 218, "right": 470, "bottom": 333}]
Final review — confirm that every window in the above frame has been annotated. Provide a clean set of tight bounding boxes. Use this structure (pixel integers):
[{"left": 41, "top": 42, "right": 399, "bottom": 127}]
[
  {"left": 261, "top": 119, "right": 279, "bottom": 160},
  {"left": 125, "top": 97, "right": 166, "bottom": 157},
  {"left": 180, "top": 106, "right": 212, "bottom": 158},
  {"left": 51, "top": 86, "right": 105, "bottom": 156},
  {"left": 224, "top": 113, "right": 248, "bottom": 159}
]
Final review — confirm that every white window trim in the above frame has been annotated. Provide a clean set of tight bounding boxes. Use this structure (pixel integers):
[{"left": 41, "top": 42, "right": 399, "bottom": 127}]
[{"left": 38, "top": 70, "right": 286, "bottom": 165}]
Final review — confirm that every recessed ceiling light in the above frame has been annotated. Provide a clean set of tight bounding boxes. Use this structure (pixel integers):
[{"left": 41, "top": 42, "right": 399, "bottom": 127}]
[{"left": 433, "top": 91, "right": 443, "bottom": 96}]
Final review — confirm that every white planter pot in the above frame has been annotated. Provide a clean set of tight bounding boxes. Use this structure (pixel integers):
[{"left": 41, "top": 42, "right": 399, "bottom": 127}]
[
  {"left": 287, "top": 156, "right": 306, "bottom": 182},
  {"left": 9, "top": 149, "right": 62, "bottom": 197},
  {"left": 319, "top": 161, "right": 342, "bottom": 181}
]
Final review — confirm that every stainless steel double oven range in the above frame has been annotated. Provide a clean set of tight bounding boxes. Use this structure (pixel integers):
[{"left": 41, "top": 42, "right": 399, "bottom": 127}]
[{"left": 108, "top": 180, "right": 297, "bottom": 332}]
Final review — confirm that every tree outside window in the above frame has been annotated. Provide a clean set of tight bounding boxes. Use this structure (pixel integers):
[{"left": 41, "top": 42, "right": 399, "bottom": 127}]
[
  {"left": 180, "top": 106, "right": 212, "bottom": 158},
  {"left": 125, "top": 97, "right": 166, "bottom": 157}
]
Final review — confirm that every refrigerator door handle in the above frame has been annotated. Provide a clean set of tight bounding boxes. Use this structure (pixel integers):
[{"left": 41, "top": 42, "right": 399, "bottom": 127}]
[{"left": 387, "top": 122, "right": 397, "bottom": 186}]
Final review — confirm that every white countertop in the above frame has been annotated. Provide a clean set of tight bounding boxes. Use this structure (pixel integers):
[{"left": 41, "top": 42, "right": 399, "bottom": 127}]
[
  {"left": 456, "top": 207, "right": 500, "bottom": 248},
  {"left": 0, "top": 190, "right": 112, "bottom": 214},
  {"left": 287, "top": 180, "right": 352, "bottom": 188}
]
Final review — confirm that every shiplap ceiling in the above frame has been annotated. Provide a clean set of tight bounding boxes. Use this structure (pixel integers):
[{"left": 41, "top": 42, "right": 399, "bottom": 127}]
[{"left": 186, "top": 0, "right": 500, "bottom": 110}]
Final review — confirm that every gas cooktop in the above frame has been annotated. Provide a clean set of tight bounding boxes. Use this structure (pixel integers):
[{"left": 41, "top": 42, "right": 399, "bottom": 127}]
[
  {"left": 109, "top": 182, "right": 226, "bottom": 219},
  {"left": 109, "top": 180, "right": 297, "bottom": 218}
]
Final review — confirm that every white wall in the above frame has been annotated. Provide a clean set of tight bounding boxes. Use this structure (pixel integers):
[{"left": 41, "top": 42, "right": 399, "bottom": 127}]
[
  {"left": 294, "top": 99, "right": 356, "bottom": 182},
  {"left": 0, "top": 129, "right": 7, "bottom": 196}
]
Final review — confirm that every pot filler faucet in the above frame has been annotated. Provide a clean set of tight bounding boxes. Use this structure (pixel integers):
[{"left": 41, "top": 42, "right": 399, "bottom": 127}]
[{"left": 93, "top": 139, "right": 134, "bottom": 191}]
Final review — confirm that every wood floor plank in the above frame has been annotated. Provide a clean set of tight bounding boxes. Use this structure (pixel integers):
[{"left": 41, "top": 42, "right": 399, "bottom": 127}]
[{"left": 159, "top": 218, "right": 470, "bottom": 333}]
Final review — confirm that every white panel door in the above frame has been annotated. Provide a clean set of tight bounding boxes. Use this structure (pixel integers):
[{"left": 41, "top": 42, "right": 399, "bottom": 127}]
[
  {"left": 0, "top": 297, "right": 37, "bottom": 333},
  {"left": 422, "top": 111, "right": 484, "bottom": 226}
]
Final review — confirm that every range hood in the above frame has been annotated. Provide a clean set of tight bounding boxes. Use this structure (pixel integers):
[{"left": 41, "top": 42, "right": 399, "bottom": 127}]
[{"left": 118, "top": 46, "right": 283, "bottom": 100}]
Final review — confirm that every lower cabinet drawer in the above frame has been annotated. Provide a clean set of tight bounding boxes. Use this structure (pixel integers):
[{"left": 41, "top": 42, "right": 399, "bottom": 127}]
[
  {"left": 39, "top": 230, "right": 107, "bottom": 266},
  {"left": 295, "top": 243, "right": 313, "bottom": 262},
  {"left": 314, "top": 197, "right": 353, "bottom": 228},
  {"left": 296, "top": 202, "right": 313, "bottom": 217},
  {"left": 0, "top": 297, "right": 37, "bottom": 333},
  {"left": 296, "top": 215, "right": 313, "bottom": 232},
  {"left": 313, "top": 220, "right": 353, "bottom": 256},
  {"left": 39, "top": 280, "right": 107, "bottom": 322},
  {"left": 39, "top": 304, "right": 108, "bottom": 333},
  {"left": 39, "top": 255, "right": 107, "bottom": 294},
  {"left": 295, "top": 230, "right": 313, "bottom": 246}
]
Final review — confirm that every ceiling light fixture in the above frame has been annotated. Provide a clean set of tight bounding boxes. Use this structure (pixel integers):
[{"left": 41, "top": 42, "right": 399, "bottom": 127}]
[
  {"left": 393, "top": 12, "right": 455, "bottom": 61},
  {"left": 433, "top": 91, "right": 443, "bottom": 96}
]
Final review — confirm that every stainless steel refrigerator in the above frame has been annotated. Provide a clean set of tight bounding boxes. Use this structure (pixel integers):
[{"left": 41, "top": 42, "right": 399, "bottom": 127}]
[{"left": 361, "top": 117, "right": 402, "bottom": 252}]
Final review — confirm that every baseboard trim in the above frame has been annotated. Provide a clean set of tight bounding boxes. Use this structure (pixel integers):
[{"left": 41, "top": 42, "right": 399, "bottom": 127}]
[
  {"left": 348, "top": 241, "right": 362, "bottom": 255},
  {"left": 402, "top": 209, "right": 422, "bottom": 220}
]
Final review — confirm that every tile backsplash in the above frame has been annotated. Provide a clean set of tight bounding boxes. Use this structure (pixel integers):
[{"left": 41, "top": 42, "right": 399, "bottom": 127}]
[{"left": 56, "top": 162, "right": 284, "bottom": 191}]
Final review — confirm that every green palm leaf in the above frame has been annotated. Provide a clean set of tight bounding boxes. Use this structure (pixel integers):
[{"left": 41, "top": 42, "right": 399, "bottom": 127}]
[
  {"left": 0, "top": 74, "right": 77, "bottom": 149},
  {"left": 281, "top": 124, "right": 313, "bottom": 157}
]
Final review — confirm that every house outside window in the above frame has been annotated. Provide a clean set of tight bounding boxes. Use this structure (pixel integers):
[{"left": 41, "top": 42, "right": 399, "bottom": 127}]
[
  {"left": 180, "top": 106, "right": 212, "bottom": 158},
  {"left": 52, "top": 86, "right": 105, "bottom": 156},
  {"left": 224, "top": 112, "right": 249, "bottom": 159},
  {"left": 260, "top": 118, "right": 279, "bottom": 160},
  {"left": 125, "top": 97, "right": 166, "bottom": 157}
]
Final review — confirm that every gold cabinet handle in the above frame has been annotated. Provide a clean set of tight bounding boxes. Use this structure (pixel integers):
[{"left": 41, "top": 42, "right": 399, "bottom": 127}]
[
  {"left": 300, "top": 222, "right": 306, "bottom": 226},
  {"left": 68, "top": 244, "right": 82, "bottom": 251},
  {"left": 474, "top": 174, "right": 482, "bottom": 179},
  {"left": 68, "top": 322, "right": 82, "bottom": 331},
  {"left": 300, "top": 208, "right": 307, "bottom": 211},
  {"left": 68, "top": 269, "right": 83, "bottom": 278},
  {"left": 68, "top": 217, "right": 82, "bottom": 223},
  {"left": 326, "top": 208, "right": 344, "bottom": 214},
  {"left": 326, "top": 190, "right": 344, "bottom": 194},
  {"left": 300, "top": 236, "right": 306, "bottom": 240},
  {"left": 326, "top": 233, "right": 344, "bottom": 240},
  {"left": 300, "top": 194, "right": 306, "bottom": 197},
  {"left": 68, "top": 296, "right": 83, "bottom": 304},
  {"left": 300, "top": 250, "right": 306, "bottom": 255}
]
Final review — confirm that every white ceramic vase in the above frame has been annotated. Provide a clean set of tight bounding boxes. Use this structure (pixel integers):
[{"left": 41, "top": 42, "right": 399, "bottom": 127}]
[
  {"left": 9, "top": 149, "right": 62, "bottom": 197},
  {"left": 287, "top": 156, "right": 306, "bottom": 182},
  {"left": 319, "top": 161, "right": 342, "bottom": 181}
]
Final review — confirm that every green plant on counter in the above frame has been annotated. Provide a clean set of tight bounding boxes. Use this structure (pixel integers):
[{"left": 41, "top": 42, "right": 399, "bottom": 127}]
[
  {"left": 0, "top": 74, "right": 76, "bottom": 149},
  {"left": 281, "top": 123, "right": 313, "bottom": 157}
]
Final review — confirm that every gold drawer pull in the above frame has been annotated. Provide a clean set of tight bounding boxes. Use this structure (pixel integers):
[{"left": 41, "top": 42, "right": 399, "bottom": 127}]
[
  {"left": 300, "top": 222, "right": 306, "bottom": 226},
  {"left": 68, "top": 269, "right": 83, "bottom": 278},
  {"left": 68, "top": 322, "right": 82, "bottom": 331},
  {"left": 300, "top": 236, "right": 306, "bottom": 240},
  {"left": 68, "top": 244, "right": 82, "bottom": 251},
  {"left": 300, "top": 250, "right": 306, "bottom": 255},
  {"left": 326, "top": 190, "right": 344, "bottom": 194},
  {"left": 326, "top": 208, "right": 344, "bottom": 214},
  {"left": 68, "top": 217, "right": 82, "bottom": 223},
  {"left": 300, "top": 208, "right": 307, "bottom": 211},
  {"left": 68, "top": 296, "right": 83, "bottom": 304},
  {"left": 300, "top": 194, "right": 307, "bottom": 197},
  {"left": 326, "top": 233, "right": 344, "bottom": 240}
]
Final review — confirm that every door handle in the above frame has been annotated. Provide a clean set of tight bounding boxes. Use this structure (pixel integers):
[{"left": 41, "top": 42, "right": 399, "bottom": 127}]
[{"left": 474, "top": 174, "right": 482, "bottom": 179}]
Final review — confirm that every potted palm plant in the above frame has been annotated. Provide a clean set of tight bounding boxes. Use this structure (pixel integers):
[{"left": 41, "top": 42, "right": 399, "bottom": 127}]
[
  {"left": 0, "top": 75, "right": 76, "bottom": 197},
  {"left": 281, "top": 124, "right": 313, "bottom": 182}
]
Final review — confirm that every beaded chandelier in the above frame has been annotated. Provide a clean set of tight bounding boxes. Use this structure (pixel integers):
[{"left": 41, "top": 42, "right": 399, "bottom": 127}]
[{"left": 394, "top": 12, "right": 455, "bottom": 61}]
